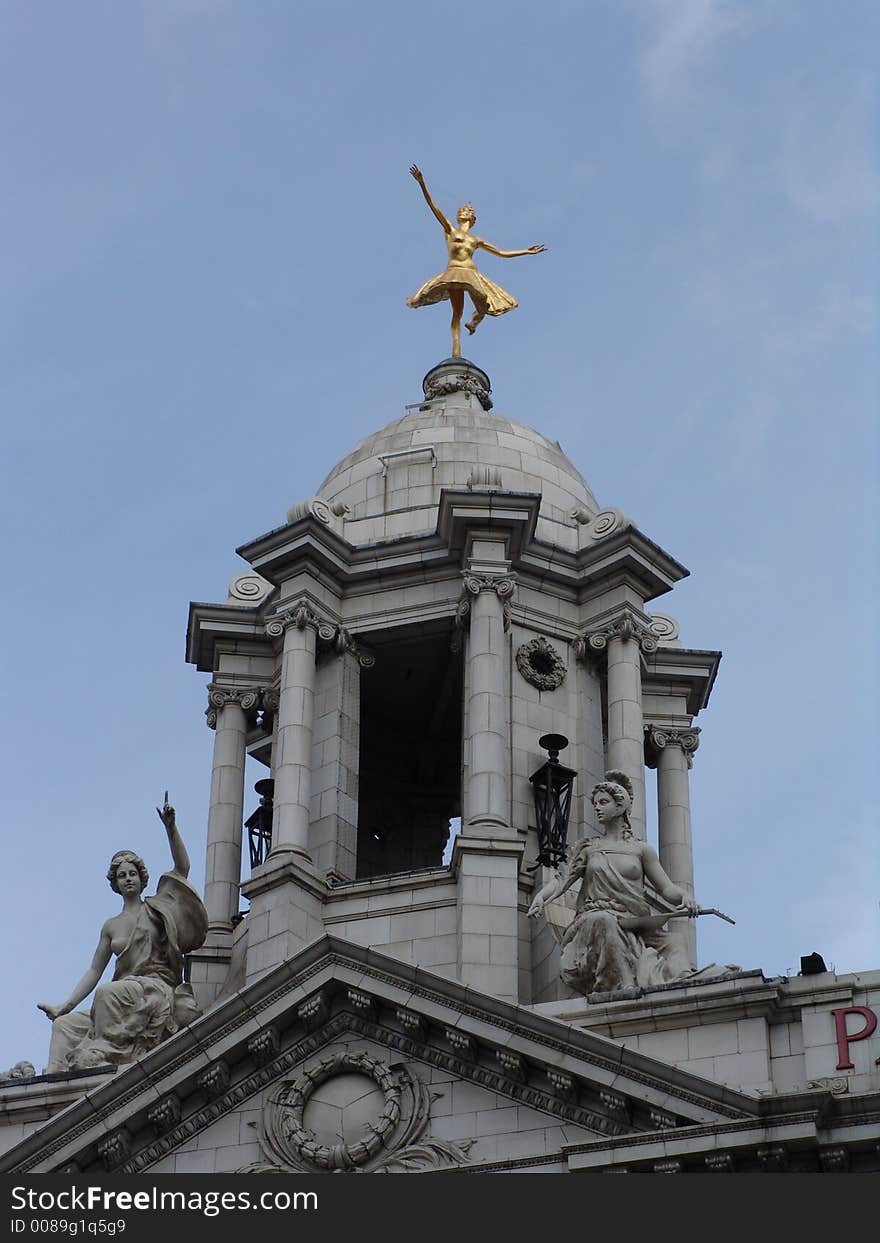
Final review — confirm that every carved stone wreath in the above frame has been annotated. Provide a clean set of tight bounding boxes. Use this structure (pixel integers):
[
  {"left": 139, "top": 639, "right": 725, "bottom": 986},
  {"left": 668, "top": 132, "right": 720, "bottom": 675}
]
[
  {"left": 259, "top": 1049, "right": 474, "bottom": 1174},
  {"left": 515, "top": 636, "right": 567, "bottom": 692},
  {"left": 273, "top": 1051, "right": 400, "bottom": 1171}
]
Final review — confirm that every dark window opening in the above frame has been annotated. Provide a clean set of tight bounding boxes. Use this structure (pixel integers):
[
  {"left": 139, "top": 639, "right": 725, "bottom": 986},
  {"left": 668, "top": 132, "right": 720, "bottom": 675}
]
[{"left": 357, "top": 627, "right": 463, "bottom": 878}]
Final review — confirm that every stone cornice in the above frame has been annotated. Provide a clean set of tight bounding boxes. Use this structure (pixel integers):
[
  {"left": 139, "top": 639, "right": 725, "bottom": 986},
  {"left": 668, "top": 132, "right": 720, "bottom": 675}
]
[
  {"left": 190, "top": 492, "right": 693, "bottom": 672},
  {"left": 186, "top": 601, "right": 271, "bottom": 671},
  {"left": 233, "top": 489, "right": 687, "bottom": 599},
  {"left": 642, "top": 646, "right": 722, "bottom": 714}
]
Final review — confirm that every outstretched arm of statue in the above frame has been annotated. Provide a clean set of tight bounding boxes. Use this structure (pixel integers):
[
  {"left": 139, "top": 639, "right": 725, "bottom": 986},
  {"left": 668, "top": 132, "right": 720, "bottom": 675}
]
[
  {"left": 477, "top": 239, "right": 547, "bottom": 258},
  {"left": 527, "top": 861, "right": 577, "bottom": 918},
  {"left": 37, "top": 927, "right": 113, "bottom": 1021},
  {"left": 409, "top": 165, "right": 452, "bottom": 234},
  {"left": 641, "top": 844, "right": 699, "bottom": 916},
  {"left": 157, "top": 791, "right": 191, "bottom": 879}
]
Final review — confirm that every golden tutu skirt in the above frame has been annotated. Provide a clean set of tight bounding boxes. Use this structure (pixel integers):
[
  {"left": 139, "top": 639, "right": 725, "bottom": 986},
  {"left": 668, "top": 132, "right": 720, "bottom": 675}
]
[{"left": 407, "top": 265, "right": 518, "bottom": 317}]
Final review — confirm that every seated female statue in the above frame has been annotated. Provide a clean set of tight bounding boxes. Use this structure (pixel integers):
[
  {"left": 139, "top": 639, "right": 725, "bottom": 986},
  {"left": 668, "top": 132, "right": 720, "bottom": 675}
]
[
  {"left": 528, "top": 771, "right": 698, "bottom": 996},
  {"left": 38, "top": 795, "right": 208, "bottom": 1072}
]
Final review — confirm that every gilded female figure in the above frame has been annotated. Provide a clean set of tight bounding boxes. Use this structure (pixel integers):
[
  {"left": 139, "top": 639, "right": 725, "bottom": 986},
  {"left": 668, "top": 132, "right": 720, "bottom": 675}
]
[{"left": 406, "top": 165, "right": 545, "bottom": 358}]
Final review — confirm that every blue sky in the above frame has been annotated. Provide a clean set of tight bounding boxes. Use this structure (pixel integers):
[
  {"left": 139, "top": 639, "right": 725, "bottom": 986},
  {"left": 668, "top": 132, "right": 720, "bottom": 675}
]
[{"left": 1, "top": 1, "right": 877, "bottom": 1071}]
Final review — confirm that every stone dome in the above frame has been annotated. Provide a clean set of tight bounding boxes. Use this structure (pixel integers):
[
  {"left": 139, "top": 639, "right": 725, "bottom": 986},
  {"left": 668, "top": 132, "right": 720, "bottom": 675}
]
[{"left": 317, "top": 360, "right": 599, "bottom": 551}]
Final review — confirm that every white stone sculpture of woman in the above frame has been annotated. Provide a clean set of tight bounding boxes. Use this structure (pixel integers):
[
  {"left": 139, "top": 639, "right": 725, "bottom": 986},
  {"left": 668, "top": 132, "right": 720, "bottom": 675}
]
[
  {"left": 38, "top": 795, "right": 208, "bottom": 1072},
  {"left": 528, "top": 771, "right": 698, "bottom": 996}
]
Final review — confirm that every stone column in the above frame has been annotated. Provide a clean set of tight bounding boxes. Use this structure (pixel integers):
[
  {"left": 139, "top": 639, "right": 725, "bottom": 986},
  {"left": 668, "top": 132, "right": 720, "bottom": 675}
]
[
  {"left": 646, "top": 725, "right": 700, "bottom": 968},
  {"left": 454, "top": 567, "right": 522, "bottom": 1003},
  {"left": 461, "top": 571, "right": 515, "bottom": 835},
  {"left": 265, "top": 603, "right": 325, "bottom": 862},
  {"left": 203, "top": 686, "right": 257, "bottom": 933},
  {"left": 582, "top": 615, "right": 655, "bottom": 840}
]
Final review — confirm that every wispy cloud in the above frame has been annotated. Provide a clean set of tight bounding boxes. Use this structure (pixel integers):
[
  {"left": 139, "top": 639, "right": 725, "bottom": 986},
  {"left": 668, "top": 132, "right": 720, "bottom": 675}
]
[
  {"left": 779, "top": 77, "right": 880, "bottom": 224},
  {"left": 640, "top": 0, "right": 745, "bottom": 97}
]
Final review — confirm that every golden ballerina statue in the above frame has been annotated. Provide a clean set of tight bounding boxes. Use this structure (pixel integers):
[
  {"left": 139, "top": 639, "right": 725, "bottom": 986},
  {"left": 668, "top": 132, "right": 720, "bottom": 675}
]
[{"left": 406, "top": 165, "right": 546, "bottom": 358}]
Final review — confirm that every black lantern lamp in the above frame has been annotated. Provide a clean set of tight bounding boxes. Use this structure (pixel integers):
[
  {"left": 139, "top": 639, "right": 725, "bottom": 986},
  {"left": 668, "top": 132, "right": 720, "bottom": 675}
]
[
  {"left": 245, "top": 778, "right": 274, "bottom": 869},
  {"left": 528, "top": 733, "right": 576, "bottom": 870}
]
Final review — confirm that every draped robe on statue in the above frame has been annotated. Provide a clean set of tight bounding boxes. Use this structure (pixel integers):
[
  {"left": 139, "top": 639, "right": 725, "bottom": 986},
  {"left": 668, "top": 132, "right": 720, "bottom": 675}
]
[
  {"left": 552, "top": 839, "right": 691, "bottom": 995},
  {"left": 46, "top": 873, "right": 208, "bottom": 1072}
]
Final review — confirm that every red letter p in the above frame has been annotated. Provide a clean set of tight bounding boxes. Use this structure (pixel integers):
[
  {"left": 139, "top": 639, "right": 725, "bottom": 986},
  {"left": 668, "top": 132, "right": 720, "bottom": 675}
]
[{"left": 830, "top": 1006, "right": 877, "bottom": 1070}]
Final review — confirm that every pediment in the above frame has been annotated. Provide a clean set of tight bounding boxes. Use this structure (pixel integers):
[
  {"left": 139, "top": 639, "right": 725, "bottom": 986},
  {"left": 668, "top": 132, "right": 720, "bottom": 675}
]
[{"left": 1, "top": 937, "right": 760, "bottom": 1175}]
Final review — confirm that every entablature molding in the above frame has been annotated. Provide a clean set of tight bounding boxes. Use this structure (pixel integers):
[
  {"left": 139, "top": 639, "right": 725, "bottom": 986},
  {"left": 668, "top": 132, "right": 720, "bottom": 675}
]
[
  {"left": 437, "top": 489, "right": 540, "bottom": 561},
  {"left": 234, "top": 487, "right": 687, "bottom": 599},
  {"left": 643, "top": 647, "right": 722, "bottom": 715},
  {"left": 187, "top": 602, "right": 274, "bottom": 672}
]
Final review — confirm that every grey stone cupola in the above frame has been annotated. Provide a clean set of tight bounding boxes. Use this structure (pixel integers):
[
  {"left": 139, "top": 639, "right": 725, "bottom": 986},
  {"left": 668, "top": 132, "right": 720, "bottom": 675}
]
[{"left": 186, "top": 359, "right": 719, "bottom": 1007}]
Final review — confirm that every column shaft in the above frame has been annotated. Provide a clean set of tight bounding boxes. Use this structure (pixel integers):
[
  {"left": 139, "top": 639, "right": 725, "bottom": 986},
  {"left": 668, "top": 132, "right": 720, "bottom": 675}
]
[
  {"left": 271, "top": 622, "right": 316, "bottom": 858},
  {"left": 657, "top": 742, "right": 696, "bottom": 968},
  {"left": 605, "top": 634, "right": 647, "bottom": 839},
  {"left": 204, "top": 700, "right": 247, "bottom": 933},
  {"left": 465, "top": 587, "right": 510, "bottom": 833}
]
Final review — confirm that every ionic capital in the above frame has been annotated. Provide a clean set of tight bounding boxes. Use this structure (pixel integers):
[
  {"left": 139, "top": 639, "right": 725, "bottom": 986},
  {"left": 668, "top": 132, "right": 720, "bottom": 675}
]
[
  {"left": 205, "top": 684, "right": 263, "bottom": 729},
  {"left": 460, "top": 573, "right": 516, "bottom": 633},
  {"left": 450, "top": 594, "right": 472, "bottom": 653},
  {"left": 461, "top": 572, "right": 517, "bottom": 601},
  {"left": 332, "top": 625, "right": 376, "bottom": 669},
  {"left": 265, "top": 601, "right": 324, "bottom": 639},
  {"left": 644, "top": 724, "right": 701, "bottom": 768},
  {"left": 264, "top": 605, "right": 374, "bottom": 668},
  {"left": 574, "top": 612, "right": 657, "bottom": 661}
]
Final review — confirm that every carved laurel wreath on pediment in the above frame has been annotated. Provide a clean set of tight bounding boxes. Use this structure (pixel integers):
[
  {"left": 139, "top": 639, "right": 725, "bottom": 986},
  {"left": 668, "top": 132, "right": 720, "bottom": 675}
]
[
  {"left": 260, "top": 1050, "right": 472, "bottom": 1173},
  {"left": 515, "top": 636, "right": 567, "bottom": 692}
]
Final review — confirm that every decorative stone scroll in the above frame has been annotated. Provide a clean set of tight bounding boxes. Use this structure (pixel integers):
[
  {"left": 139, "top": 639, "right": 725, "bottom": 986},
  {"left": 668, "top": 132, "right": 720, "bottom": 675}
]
[
  {"left": 515, "top": 635, "right": 566, "bottom": 691},
  {"left": 265, "top": 605, "right": 375, "bottom": 668},
  {"left": 573, "top": 611, "right": 658, "bottom": 660},
  {"left": 570, "top": 507, "right": 633, "bottom": 540},
  {"left": 647, "top": 612, "right": 680, "bottom": 643},
  {"left": 227, "top": 574, "right": 273, "bottom": 604},
  {"left": 285, "top": 496, "right": 349, "bottom": 525}
]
